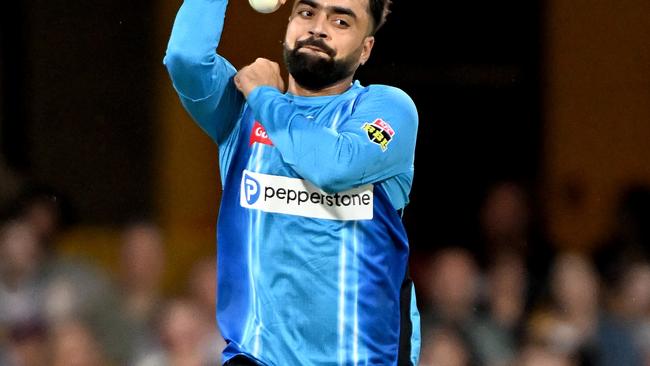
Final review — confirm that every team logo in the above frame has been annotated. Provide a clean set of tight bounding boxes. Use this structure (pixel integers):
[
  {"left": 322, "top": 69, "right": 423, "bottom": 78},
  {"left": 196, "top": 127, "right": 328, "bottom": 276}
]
[
  {"left": 249, "top": 121, "right": 273, "bottom": 146},
  {"left": 361, "top": 118, "right": 395, "bottom": 152},
  {"left": 243, "top": 173, "right": 261, "bottom": 205}
]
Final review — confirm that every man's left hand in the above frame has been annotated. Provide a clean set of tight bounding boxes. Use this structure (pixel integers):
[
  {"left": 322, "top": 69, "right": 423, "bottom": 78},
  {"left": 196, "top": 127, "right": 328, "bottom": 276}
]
[{"left": 235, "top": 58, "right": 285, "bottom": 98}]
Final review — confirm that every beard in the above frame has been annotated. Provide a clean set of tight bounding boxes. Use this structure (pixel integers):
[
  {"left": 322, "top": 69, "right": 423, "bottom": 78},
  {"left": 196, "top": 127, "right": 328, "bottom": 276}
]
[{"left": 283, "top": 37, "right": 360, "bottom": 91}]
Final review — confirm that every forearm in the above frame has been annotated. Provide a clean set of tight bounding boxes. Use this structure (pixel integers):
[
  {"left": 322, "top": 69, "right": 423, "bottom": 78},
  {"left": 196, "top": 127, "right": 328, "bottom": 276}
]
[
  {"left": 164, "top": 0, "right": 244, "bottom": 143},
  {"left": 164, "top": 0, "right": 230, "bottom": 100},
  {"left": 248, "top": 87, "right": 365, "bottom": 192}
]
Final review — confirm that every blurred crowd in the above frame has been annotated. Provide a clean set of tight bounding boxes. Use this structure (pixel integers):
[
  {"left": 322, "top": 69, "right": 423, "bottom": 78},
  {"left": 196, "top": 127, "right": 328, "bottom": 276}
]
[
  {"left": 417, "top": 182, "right": 650, "bottom": 366},
  {"left": 0, "top": 187, "right": 224, "bottom": 366},
  {"left": 1, "top": 181, "right": 650, "bottom": 366}
]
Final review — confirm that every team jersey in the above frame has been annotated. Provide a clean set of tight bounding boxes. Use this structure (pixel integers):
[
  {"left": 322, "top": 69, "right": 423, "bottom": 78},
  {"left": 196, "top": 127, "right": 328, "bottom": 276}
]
[{"left": 164, "top": 1, "right": 420, "bottom": 365}]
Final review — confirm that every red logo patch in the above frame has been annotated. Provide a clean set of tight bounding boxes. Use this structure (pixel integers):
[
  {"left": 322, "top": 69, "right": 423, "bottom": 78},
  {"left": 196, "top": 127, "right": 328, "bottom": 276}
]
[
  {"left": 249, "top": 121, "right": 273, "bottom": 146},
  {"left": 361, "top": 118, "right": 395, "bottom": 152}
]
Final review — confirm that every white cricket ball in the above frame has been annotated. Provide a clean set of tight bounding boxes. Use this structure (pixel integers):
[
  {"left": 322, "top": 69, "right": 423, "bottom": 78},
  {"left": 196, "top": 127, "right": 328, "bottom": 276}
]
[{"left": 249, "top": 0, "right": 282, "bottom": 14}]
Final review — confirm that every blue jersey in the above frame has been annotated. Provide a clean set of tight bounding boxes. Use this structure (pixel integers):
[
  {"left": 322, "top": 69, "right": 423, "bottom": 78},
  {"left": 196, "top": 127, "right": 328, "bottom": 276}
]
[{"left": 164, "top": 1, "right": 420, "bottom": 365}]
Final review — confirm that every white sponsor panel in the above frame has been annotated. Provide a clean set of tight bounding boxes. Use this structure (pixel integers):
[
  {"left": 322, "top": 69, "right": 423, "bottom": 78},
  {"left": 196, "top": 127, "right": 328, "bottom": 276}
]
[{"left": 240, "top": 170, "right": 373, "bottom": 221}]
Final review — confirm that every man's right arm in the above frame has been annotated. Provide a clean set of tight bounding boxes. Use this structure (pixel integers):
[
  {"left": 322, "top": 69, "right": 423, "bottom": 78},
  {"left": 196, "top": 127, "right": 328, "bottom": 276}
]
[{"left": 164, "top": 0, "right": 244, "bottom": 144}]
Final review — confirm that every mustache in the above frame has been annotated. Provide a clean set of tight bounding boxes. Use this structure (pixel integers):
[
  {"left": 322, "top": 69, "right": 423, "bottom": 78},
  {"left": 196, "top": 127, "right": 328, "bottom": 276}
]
[{"left": 294, "top": 38, "right": 336, "bottom": 58}]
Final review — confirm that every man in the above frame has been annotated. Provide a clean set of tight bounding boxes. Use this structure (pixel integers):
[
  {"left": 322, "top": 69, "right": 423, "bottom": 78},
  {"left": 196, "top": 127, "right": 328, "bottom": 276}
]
[{"left": 164, "top": 0, "right": 420, "bottom": 364}]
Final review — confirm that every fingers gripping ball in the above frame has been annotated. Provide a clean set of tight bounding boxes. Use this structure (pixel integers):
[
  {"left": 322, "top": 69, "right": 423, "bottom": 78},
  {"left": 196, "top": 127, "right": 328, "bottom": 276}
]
[{"left": 249, "top": 0, "right": 282, "bottom": 14}]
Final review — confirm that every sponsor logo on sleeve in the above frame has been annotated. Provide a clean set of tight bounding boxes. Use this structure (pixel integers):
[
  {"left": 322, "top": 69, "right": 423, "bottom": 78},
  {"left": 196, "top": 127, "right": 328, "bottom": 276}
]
[
  {"left": 249, "top": 121, "right": 273, "bottom": 146},
  {"left": 361, "top": 118, "right": 395, "bottom": 152},
  {"left": 240, "top": 170, "right": 373, "bottom": 221}
]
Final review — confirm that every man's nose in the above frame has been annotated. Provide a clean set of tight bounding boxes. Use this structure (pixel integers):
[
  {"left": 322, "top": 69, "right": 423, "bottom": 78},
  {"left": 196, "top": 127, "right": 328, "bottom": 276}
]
[{"left": 308, "top": 13, "right": 328, "bottom": 38}]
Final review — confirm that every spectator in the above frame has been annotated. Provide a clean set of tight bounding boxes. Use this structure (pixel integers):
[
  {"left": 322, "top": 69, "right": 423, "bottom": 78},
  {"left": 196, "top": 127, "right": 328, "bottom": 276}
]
[
  {"left": 422, "top": 248, "right": 480, "bottom": 323},
  {"left": 516, "top": 344, "right": 575, "bottom": 366},
  {"left": 606, "top": 262, "right": 650, "bottom": 364},
  {"left": 118, "top": 220, "right": 167, "bottom": 361},
  {"left": 51, "top": 320, "right": 109, "bottom": 366},
  {"left": 120, "top": 221, "right": 165, "bottom": 324},
  {"left": 595, "top": 187, "right": 650, "bottom": 305},
  {"left": 480, "top": 182, "right": 530, "bottom": 256},
  {"left": 14, "top": 186, "right": 67, "bottom": 247},
  {"left": 527, "top": 253, "right": 641, "bottom": 366},
  {"left": 0, "top": 221, "right": 43, "bottom": 327},
  {"left": 421, "top": 248, "right": 514, "bottom": 365},
  {"left": 419, "top": 326, "right": 474, "bottom": 366},
  {"left": 3, "top": 319, "right": 49, "bottom": 366},
  {"left": 136, "top": 298, "right": 218, "bottom": 366},
  {"left": 1, "top": 193, "right": 131, "bottom": 364},
  {"left": 479, "top": 181, "right": 552, "bottom": 303},
  {"left": 467, "top": 251, "right": 529, "bottom": 365},
  {"left": 188, "top": 258, "right": 226, "bottom": 362},
  {"left": 188, "top": 258, "right": 217, "bottom": 321},
  {"left": 485, "top": 252, "right": 527, "bottom": 333}
]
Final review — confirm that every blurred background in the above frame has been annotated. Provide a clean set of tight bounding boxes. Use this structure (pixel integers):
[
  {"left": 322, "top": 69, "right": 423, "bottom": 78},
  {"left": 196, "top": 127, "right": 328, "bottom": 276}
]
[{"left": 1, "top": 0, "right": 649, "bottom": 365}]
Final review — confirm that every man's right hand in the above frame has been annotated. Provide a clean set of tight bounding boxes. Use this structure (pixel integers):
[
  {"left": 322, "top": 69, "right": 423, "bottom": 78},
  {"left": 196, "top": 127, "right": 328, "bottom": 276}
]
[{"left": 234, "top": 58, "right": 286, "bottom": 98}]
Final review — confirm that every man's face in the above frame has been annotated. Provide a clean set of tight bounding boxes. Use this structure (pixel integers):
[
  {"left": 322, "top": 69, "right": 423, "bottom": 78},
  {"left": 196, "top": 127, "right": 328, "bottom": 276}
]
[{"left": 284, "top": 0, "right": 375, "bottom": 90}]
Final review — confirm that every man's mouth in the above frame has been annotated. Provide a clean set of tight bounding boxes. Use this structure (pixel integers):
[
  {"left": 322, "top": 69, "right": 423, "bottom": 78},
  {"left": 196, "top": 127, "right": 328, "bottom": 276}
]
[{"left": 300, "top": 45, "right": 329, "bottom": 55}]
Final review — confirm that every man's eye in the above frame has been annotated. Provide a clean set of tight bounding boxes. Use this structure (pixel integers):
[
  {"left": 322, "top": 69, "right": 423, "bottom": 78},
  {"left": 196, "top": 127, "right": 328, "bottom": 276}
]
[
  {"left": 334, "top": 19, "right": 349, "bottom": 27},
  {"left": 298, "top": 10, "right": 313, "bottom": 17}
]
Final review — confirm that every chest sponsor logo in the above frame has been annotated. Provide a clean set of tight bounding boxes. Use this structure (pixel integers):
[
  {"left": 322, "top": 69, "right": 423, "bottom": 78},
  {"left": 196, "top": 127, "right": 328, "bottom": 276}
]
[
  {"left": 243, "top": 174, "right": 261, "bottom": 205},
  {"left": 361, "top": 118, "right": 395, "bottom": 152},
  {"left": 249, "top": 121, "right": 273, "bottom": 146},
  {"left": 240, "top": 170, "right": 373, "bottom": 221}
]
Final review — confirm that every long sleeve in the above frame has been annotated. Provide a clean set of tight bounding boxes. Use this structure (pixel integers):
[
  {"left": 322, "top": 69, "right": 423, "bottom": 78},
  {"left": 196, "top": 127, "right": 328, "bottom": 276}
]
[
  {"left": 247, "top": 85, "right": 418, "bottom": 193},
  {"left": 164, "top": 0, "right": 244, "bottom": 144}
]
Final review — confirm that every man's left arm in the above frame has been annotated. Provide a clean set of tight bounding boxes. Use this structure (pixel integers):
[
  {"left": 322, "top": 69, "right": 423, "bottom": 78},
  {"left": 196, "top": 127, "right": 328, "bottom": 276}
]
[{"left": 247, "top": 85, "right": 418, "bottom": 193}]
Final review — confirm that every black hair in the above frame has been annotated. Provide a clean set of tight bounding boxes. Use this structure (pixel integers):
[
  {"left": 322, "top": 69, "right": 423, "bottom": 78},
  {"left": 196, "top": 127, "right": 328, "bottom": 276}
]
[{"left": 368, "top": 0, "right": 392, "bottom": 34}]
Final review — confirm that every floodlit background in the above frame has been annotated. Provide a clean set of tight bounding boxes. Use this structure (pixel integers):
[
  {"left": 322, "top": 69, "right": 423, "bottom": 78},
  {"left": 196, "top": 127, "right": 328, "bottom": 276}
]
[{"left": 1, "top": 0, "right": 649, "bottom": 364}]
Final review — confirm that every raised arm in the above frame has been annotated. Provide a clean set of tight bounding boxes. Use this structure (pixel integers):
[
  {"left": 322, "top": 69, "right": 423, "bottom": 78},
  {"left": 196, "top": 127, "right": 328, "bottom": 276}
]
[
  {"left": 164, "top": 0, "right": 244, "bottom": 144},
  {"left": 247, "top": 85, "right": 418, "bottom": 194}
]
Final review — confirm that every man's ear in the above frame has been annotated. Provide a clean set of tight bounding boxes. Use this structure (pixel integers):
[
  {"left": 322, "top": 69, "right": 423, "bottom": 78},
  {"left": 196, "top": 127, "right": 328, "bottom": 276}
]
[{"left": 359, "top": 36, "right": 375, "bottom": 65}]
